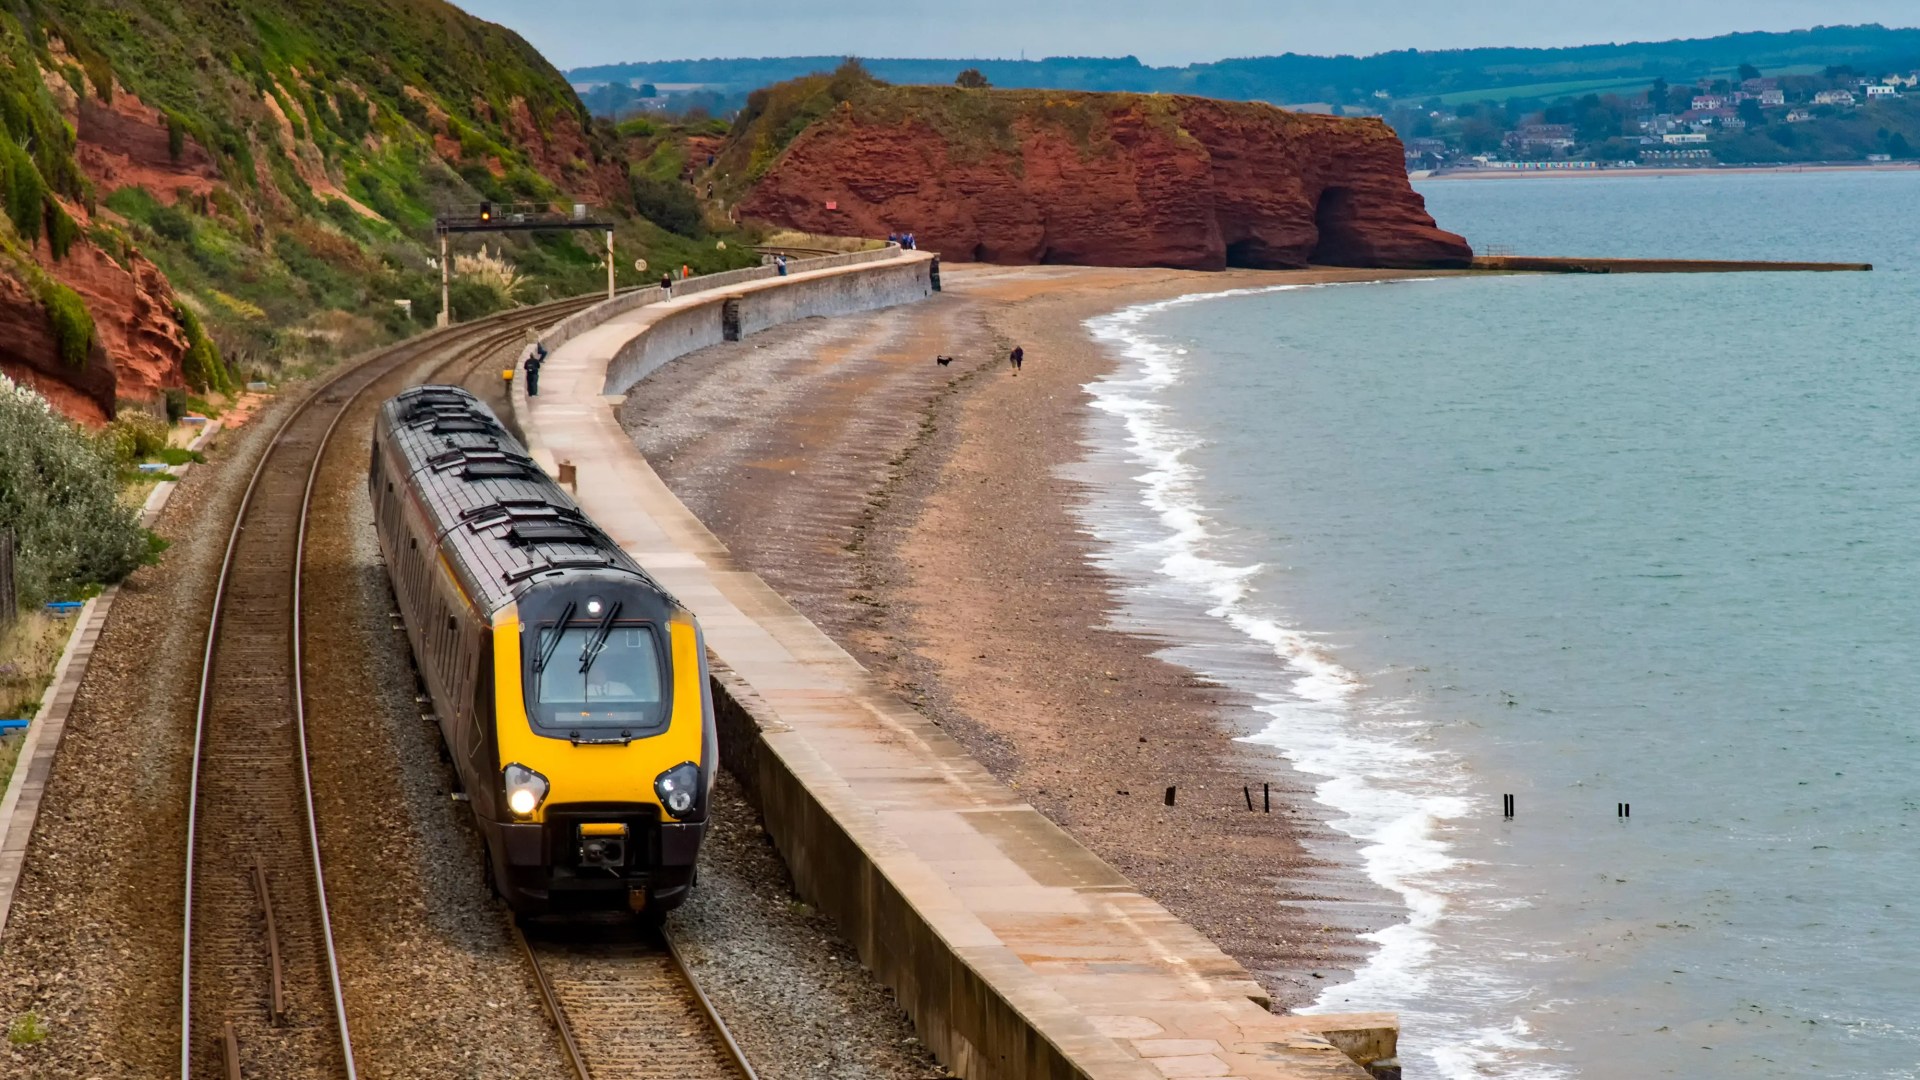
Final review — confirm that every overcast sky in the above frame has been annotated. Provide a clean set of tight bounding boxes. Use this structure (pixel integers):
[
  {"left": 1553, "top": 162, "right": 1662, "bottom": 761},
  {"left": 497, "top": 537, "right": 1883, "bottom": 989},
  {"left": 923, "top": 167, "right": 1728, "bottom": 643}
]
[{"left": 456, "top": 1, "right": 1920, "bottom": 71}]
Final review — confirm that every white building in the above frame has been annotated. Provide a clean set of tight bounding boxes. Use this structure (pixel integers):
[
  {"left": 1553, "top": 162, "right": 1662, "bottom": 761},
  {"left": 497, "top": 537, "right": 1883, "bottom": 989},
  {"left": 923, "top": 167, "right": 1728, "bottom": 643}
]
[
  {"left": 1662, "top": 132, "right": 1710, "bottom": 144},
  {"left": 1814, "top": 89, "right": 1858, "bottom": 106},
  {"left": 1866, "top": 84, "right": 1899, "bottom": 99}
]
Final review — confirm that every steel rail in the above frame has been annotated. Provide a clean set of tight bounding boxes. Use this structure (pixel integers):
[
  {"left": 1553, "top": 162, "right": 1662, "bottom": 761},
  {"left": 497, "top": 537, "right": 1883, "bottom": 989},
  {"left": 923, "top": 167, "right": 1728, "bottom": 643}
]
[
  {"left": 512, "top": 924, "right": 593, "bottom": 1080},
  {"left": 515, "top": 925, "right": 761, "bottom": 1080},
  {"left": 180, "top": 296, "right": 603, "bottom": 1079},
  {"left": 661, "top": 928, "right": 761, "bottom": 1080}
]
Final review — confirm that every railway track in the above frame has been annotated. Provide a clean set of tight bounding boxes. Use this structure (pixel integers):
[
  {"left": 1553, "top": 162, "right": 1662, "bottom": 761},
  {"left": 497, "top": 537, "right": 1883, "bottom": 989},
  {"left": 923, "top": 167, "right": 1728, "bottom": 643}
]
[
  {"left": 517, "top": 923, "right": 758, "bottom": 1080},
  {"left": 178, "top": 295, "right": 604, "bottom": 1079}
]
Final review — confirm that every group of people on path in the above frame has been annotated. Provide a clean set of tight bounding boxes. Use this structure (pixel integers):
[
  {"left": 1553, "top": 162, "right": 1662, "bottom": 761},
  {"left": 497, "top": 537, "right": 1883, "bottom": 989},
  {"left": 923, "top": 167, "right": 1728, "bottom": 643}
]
[{"left": 888, "top": 232, "right": 918, "bottom": 250}]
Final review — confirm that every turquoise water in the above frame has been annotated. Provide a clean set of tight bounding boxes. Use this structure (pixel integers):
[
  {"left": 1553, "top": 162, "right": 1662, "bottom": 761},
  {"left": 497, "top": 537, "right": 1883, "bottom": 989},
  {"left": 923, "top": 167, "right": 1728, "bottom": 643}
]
[{"left": 1079, "top": 171, "right": 1920, "bottom": 1078}]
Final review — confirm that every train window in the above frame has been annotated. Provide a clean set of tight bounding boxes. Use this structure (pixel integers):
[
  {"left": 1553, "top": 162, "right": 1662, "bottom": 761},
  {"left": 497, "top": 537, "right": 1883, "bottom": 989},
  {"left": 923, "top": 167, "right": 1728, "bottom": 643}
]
[{"left": 526, "top": 623, "right": 669, "bottom": 733}]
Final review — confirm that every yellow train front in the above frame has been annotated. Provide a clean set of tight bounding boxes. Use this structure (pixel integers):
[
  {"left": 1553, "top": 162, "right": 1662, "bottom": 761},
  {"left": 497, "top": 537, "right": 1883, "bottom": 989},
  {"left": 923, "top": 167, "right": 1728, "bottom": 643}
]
[{"left": 370, "top": 385, "right": 715, "bottom": 915}]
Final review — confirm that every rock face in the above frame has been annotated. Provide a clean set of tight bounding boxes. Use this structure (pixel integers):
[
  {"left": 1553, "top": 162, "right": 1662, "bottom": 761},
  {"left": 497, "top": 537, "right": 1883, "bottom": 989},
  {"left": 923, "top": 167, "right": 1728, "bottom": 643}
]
[
  {"left": 737, "top": 89, "right": 1471, "bottom": 270},
  {"left": 0, "top": 271, "right": 117, "bottom": 426}
]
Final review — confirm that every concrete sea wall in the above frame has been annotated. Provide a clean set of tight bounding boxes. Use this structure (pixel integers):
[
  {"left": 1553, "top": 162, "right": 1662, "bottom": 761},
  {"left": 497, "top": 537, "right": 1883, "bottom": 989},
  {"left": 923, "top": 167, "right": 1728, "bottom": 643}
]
[{"left": 598, "top": 256, "right": 932, "bottom": 396}]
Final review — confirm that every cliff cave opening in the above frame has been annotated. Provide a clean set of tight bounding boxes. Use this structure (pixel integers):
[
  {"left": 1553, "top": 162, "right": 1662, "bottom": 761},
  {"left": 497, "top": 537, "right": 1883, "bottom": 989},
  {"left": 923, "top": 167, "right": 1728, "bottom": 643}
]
[{"left": 1308, "top": 185, "right": 1370, "bottom": 266}]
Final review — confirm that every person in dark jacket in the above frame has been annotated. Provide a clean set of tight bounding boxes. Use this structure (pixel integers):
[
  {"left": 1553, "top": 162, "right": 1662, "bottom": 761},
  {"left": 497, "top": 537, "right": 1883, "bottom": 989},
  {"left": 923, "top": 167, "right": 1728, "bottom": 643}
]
[
  {"left": 524, "top": 342, "right": 547, "bottom": 396},
  {"left": 661, "top": 273, "right": 673, "bottom": 297},
  {"left": 1009, "top": 345, "right": 1024, "bottom": 375}
]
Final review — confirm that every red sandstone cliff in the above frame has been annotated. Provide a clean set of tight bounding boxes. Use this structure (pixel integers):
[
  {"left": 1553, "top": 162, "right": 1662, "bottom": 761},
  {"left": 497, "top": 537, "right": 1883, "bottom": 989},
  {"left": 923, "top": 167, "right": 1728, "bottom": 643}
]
[{"left": 734, "top": 88, "right": 1471, "bottom": 270}]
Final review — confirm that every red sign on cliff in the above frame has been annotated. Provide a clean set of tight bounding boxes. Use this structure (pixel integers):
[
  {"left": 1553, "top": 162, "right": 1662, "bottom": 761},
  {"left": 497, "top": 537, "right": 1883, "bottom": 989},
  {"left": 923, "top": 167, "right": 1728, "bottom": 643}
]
[{"left": 825, "top": 200, "right": 838, "bottom": 211}]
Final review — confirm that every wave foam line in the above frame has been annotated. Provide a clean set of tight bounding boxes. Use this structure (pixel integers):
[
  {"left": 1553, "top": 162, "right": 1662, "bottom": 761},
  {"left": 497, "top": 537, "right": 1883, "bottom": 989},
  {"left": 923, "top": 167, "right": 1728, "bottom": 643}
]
[{"left": 1081, "top": 282, "right": 1566, "bottom": 1080}]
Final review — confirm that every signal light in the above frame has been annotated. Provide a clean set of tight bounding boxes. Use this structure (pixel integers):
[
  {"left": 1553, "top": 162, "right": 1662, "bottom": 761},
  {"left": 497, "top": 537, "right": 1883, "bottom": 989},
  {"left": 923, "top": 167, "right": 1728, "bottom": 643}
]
[{"left": 479, "top": 201, "right": 493, "bottom": 222}]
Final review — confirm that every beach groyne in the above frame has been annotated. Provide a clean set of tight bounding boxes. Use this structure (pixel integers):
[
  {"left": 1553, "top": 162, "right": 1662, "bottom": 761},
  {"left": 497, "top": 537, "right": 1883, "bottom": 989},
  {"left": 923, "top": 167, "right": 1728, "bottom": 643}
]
[{"left": 1473, "top": 255, "right": 1871, "bottom": 273}]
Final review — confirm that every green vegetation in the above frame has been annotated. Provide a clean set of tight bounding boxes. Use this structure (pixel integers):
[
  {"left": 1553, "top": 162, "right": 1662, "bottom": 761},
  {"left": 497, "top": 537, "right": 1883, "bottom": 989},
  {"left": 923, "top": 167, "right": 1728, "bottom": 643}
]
[
  {"left": 174, "top": 303, "right": 232, "bottom": 394},
  {"left": 6, "top": 1010, "right": 48, "bottom": 1046},
  {"left": 0, "top": 373, "right": 157, "bottom": 607},
  {"left": 1396, "top": 64, "right": 1920, "bottom": 166},
  {"left": 39, "top": 279, "right": 92, "bottom": 369},
  {"left": 0, "top": 0, "right": 763, "bottom": 393},
  {"left": 571, "top": 25, "right": 1920, "bottom": 114},
  {"left": 720, "top": 65, "right": 1243, "bottom": 195}
]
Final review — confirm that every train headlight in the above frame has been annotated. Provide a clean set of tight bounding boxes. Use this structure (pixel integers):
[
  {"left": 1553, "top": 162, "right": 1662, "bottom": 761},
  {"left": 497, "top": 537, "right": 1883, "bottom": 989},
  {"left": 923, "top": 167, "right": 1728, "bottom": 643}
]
[
  {"left": 502, "top": 763, "right": 550, "bottom": 819},
  {"left": 654, "top": 762, "right": 701, "bottom": 819}
]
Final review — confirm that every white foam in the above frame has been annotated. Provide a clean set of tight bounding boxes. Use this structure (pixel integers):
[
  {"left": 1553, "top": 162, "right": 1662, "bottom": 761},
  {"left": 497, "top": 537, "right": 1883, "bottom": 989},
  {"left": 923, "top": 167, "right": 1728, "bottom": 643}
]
[{"left": 1081, "top": 283, "right": 1567, "bottom": 1080}]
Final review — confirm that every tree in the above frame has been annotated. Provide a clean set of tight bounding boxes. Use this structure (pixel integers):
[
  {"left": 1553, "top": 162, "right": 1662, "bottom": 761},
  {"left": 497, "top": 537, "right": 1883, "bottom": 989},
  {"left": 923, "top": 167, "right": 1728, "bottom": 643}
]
[
  {"left": 1889, "top": 132, "right": 1913, "bottom": 158},
  {"left": 955, "top": 68, "right": 991, "bottom": 89},
  {"left": 1650, "top": 76, "right": 1669, "bottom": 104},
  {"left": 1738, "top": 63, "right": 1762, "bottom": 83},
  {"left": 1460, "top": 118, "right": 1502, "bottom": 154},
  {"left": 1738, "top": 98, "right": 1765, "bottom": 127}
]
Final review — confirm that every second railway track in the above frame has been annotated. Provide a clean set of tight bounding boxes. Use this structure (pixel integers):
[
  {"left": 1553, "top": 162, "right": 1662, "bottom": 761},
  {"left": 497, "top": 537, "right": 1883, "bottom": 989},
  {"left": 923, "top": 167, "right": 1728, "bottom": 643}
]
[{"left": 179, "top": 295, "right": 604, "bottom": 1079}]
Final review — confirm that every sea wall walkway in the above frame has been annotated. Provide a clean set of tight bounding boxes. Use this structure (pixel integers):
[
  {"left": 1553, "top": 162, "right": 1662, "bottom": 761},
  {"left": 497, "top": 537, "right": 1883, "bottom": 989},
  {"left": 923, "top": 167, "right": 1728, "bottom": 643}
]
[{"left": 513, "top": 251, "right": 1397, "bottom": 1080}]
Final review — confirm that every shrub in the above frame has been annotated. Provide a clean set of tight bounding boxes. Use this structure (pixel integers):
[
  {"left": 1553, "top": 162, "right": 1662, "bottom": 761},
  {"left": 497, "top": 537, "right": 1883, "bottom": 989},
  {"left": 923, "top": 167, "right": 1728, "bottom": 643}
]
[
  {"left": 39, "top": 281, "right": 94, "bottom": 369},
  {"left": 1, "top": 137, "right": 45, "bottom": 244},
  {"left": 45, "top": 199, "right": 79, "bottom": 260},
  {"left": 176, "top": 303, "right": 232, "bottom": 394},
  {"left": 630, "top": 176, "right": 700, "bottom": 237},
  {"left": 163, "top": 386, "right": 189, "bottom": 423},
  {"left": 97, "top": 412, "right": 170, "bottom": 465},
  {"left": 0, "top": 374, "right": 155, "bottom": 605}
]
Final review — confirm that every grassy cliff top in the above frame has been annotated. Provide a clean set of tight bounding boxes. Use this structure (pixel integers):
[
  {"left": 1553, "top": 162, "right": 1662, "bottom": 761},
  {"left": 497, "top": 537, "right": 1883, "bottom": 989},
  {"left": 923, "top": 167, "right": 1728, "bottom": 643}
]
[{"left": 716, "top": 63, "right": 1396, "bottom": 198}]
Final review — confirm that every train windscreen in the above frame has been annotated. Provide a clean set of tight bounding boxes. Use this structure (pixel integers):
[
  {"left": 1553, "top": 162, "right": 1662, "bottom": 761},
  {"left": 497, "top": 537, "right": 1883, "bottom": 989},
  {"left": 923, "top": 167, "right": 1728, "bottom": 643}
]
[{"left": 529, "top": 622, "right": 669, "bottom": 732}]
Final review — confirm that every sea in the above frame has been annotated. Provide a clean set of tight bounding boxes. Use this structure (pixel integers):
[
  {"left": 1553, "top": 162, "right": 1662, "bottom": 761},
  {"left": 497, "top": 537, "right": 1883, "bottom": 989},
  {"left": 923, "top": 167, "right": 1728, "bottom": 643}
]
[{"left": 1074, "top": 169, "right": 1920, "bottom": 1079}]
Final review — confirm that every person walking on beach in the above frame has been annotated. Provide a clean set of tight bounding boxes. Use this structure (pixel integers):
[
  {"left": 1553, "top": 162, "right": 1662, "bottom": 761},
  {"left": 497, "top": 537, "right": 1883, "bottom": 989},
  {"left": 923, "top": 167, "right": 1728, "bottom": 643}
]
[
  {"left": 1009, "top": 345, "right": 1024, "bottom": 375},
  {"left": 523, "top": 341, "right": 547, "bottom": 397}
]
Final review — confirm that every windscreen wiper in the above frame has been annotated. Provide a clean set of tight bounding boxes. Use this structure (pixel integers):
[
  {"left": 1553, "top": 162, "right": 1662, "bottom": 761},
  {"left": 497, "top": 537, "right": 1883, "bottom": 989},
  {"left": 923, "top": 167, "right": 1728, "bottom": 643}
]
[
  {"left": 533, "top": 600, "right": 575, "bottom": 672},
  {"left": 578, "top": 600, "right": 624, "bottom": 675}
]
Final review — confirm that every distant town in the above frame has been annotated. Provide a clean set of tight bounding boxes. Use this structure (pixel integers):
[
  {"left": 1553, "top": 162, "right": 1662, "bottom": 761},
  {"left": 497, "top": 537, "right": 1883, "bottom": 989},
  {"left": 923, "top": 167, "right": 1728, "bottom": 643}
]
[{"left": 1389, "top": 65, "right": 1920, "bottom": 173}]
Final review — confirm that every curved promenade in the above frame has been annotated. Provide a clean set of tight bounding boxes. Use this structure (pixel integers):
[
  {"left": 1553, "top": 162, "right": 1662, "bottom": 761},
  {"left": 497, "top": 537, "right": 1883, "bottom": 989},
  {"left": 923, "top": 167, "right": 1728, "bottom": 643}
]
[{"left": 514, "top": 251, "right": 1397, "bottom": 1080}]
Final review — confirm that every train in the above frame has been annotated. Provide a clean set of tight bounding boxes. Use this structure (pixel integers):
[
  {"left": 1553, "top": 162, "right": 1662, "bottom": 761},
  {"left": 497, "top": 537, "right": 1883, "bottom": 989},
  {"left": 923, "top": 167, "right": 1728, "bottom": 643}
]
[{"left": 369, "top": 385, "right": 715, "bottom": 915}]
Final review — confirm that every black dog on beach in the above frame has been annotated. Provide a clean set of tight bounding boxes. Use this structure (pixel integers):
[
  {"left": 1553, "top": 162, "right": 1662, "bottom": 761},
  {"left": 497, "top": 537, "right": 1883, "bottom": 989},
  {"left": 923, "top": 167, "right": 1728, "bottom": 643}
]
[{"left": 935, "top": 355, "right": 954, "bottom": 366}]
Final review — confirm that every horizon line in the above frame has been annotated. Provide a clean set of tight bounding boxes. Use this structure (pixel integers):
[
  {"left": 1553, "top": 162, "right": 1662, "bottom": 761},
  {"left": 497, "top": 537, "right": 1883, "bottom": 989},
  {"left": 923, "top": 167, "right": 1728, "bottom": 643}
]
[{"left": 559, "top": 22, "right": 1920, "bottom": 74}]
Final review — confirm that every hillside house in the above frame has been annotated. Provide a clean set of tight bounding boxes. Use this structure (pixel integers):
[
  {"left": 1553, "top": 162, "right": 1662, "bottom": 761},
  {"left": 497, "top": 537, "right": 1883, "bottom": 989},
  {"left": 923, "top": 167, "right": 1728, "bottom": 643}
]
[
  {"left": 1759, "top": 89, "right": 1787, "bottom": 106},
  {"left": 1786, "top": 108, "right": 1814, "bottom": 122},
  {"left": 1866, "top": 84, "right": 1900, "bottom": 99},
  {"left": 1691, "top": 94, "right": 1727, "bottom": 111},
  {"left": 1662, "top": 132, "right": 1709, "bottom": 144},
  {"left": 1814, "top": 89, "right": 1857, "bottom": 106},
  {"left": 1506, "top": 123, "right": 1576, "bottom": 152},
  {"left": 1741, "top": 77, "right": 1780, "bottom": 93}
]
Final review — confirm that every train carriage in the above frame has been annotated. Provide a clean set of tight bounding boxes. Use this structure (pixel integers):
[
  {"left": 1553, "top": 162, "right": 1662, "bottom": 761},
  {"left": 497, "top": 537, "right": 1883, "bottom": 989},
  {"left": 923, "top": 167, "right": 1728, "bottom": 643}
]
[{"left": 369, "top": 385, "right": 714, "bottom": 914}]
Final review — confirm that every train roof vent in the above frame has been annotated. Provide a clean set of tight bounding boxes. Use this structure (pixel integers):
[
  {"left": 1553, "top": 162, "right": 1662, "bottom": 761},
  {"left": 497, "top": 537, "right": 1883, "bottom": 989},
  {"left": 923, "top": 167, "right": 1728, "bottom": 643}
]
[
  {"left": 506, "top": 522, "right": 598, "bottom": 546},
  {"left": 460, "top": 499, "right": 571, "bottom": 524},
  {"left": 400, "top": 396, "right": 475, "bottom": 423},
  {"left": 429, "top": 417, "right": 496, "bottom": 436},
  {"left": 463, "top": 460, "right": 539, "bottom": 481},
  {"left": 505, "top": 557, "right": 611, "bottom": 584},
  {"left": 426, "top": 447, "right": 539, "bottom": 481}
]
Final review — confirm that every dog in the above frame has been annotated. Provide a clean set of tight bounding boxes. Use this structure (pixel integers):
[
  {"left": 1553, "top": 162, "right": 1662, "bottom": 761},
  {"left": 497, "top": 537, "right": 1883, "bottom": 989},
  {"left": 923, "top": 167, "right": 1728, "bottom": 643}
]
[{"left": 935, "top": 355, "right": 954, "bottom": 367}]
